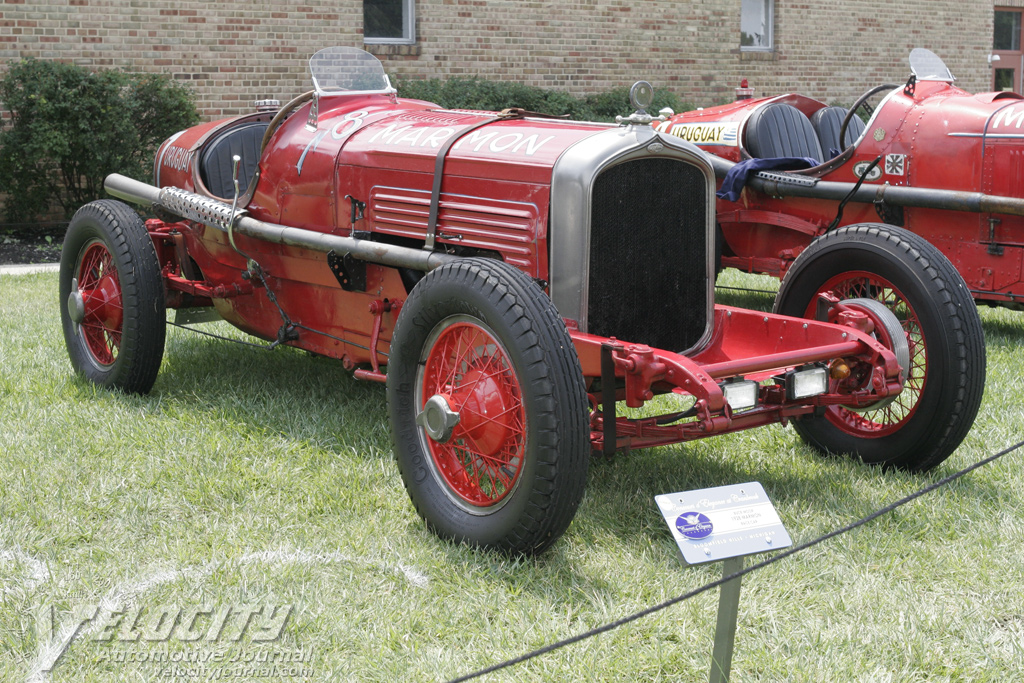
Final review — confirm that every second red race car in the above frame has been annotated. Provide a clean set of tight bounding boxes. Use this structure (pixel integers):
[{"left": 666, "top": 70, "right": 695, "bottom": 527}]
[{"left": 660, "top": 48, "right": 1024, "bottom": 311}]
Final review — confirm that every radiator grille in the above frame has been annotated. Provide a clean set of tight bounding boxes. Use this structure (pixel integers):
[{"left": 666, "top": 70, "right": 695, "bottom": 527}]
[{"left": 587, "top": 157, "right": 709, "bottom": 352}]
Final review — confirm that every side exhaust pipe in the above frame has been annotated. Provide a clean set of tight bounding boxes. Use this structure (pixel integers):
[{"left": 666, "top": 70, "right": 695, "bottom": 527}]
[
  {"left": 706, "top": 155, "right": 1024, "bottom": 217},
  {"left": 104, "top": 173, "right": 457, "bottom": 272}
]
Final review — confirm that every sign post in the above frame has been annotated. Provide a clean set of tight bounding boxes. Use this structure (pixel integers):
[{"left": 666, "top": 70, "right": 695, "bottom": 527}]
[
  {"left": 709, "top": 555, "right": 743, "bottom": 683},
  {"left": 655, "top": 482, "right": 791, "bottom": 683}
]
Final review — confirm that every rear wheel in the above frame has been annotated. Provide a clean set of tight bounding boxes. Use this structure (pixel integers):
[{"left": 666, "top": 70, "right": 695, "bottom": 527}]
[
  {"left": 387, "top": 258, "right": 589, "bottom": 554},
  {"left": 60, "top": 200, "right": 166, "bottom": 394},
  {"left": 774, "top": 223, "right": 984, "bottom": 471}
]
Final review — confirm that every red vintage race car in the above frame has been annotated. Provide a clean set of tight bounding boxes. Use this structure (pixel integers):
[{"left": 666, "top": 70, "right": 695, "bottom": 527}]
[
  {"left": 59, "top": 48, "right": 984, "bottom": 554},
  {"left": 659, "top": 48, "right": 1024, "bottom": 309}
]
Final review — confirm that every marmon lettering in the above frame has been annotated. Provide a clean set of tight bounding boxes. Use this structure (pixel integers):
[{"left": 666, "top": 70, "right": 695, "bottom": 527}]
[
  {"left": 992, "top": 106, "right": 1024, "bottom": 129},
  {"left": 299, "top": 119, "right": 555, "bottom": 174}
]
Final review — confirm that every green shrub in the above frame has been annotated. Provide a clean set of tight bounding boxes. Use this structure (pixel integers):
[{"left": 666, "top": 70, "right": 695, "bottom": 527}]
[
  {"left": 0, "top": 59, "right": 199, "bottom": 222},
  {"left": 580, "top": 86, "right": 689, "bottom": 122},
  {"left": 397, "top": 77, "right": 588, "bottom": 118},
  {"left": 396, "top": 77, "right": 691, "bottom": 123}
]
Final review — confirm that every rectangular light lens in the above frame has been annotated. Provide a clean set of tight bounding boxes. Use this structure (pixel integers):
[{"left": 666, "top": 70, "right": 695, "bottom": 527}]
[
  {"left": 789, "top": 366, "right": 828, "bottom": 400},
  {"left": 721, "top": 379, "right": 759, "bottom": 411}
]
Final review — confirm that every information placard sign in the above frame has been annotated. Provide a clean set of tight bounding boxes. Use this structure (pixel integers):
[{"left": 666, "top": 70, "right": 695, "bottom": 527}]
[{"left": 655, "top": 482, "right": 792, "bottom": 565}]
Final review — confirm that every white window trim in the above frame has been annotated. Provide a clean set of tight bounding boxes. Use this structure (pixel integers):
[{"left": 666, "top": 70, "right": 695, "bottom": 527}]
[
  {"left": 740, "top": 0, "right": 774, "bottom": 52},
  {"left": 363, "top": 0, "right": 416, "bottom": 45}
]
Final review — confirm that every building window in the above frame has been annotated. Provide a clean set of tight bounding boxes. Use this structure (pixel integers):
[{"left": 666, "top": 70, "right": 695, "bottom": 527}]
[
  {"left": 741, "top": 0, "right": 773, "bottom": 51},
  {"left": 995, "top": 9, "right": 1021, "bottom": 51},
  {"left": 364, "top": 0, "right": 415, "bottom": 44},
  {"left": 994, "top": 8, "right": 1024, "bottom": 92}
]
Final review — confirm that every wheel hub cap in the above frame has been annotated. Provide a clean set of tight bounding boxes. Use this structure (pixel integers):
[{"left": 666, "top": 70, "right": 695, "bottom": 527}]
[
  {"left": 68, "top": 278, "right": 85, "bottom": 325},
  {"left": 82, "top": 270, "right": 124, "bottom": 332},
  {"left": 416, "top": 394, "right": 461, "bottom": 443},
  {"left": 450, "top": 366, "right": 514, "bottom": 456}
]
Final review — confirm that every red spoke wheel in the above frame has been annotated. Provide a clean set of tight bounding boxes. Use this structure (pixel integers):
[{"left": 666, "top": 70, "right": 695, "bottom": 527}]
[
  {"left": 73, "top": 240, "right": 125, "bottom": 366},
  {"left": 775, "top": 223, "right": 984, "bottom": 471},
  {"left": 813, "top": 279, "right": 921, "bottom": 435},
  {"left": 388, "top": 258, "right": 588, "bottom": 554},
  {"left": 60, "top": 200, "right": 166, "bottom": 394},
  {"left": 418, "top": 317, "right": 526, "bottom": 511}
]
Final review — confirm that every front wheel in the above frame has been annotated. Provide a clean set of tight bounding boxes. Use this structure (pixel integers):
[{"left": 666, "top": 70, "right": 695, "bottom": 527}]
[
  {"left": 59, "top": 200, "right": 166, "bottom": 394},
  {"left": 774, "top": 223, "right": 985, "bottom": 471},
  {"left": 387, "top": 258, "right": 589, "bottom": 554}
]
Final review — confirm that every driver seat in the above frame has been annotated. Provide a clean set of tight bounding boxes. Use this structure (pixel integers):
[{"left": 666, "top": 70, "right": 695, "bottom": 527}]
[
  {"left": 744, "top": 102, "right": 823, "bottom": 163},
  {"left": 811, "top": 106, "right": 867, "bottom": 158},
  {"left": 199, "top": 121, "right": 269, "bottom": 200}
]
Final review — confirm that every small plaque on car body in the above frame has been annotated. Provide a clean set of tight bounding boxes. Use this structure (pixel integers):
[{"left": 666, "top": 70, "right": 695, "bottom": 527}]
[{"left": 655, "top": 482, "right": 791, "bottom": 565}]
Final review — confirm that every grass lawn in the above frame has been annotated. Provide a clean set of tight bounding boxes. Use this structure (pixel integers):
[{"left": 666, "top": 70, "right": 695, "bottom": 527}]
[{"left": 1, "top": 269, "right": 1022, "bottom": 682}]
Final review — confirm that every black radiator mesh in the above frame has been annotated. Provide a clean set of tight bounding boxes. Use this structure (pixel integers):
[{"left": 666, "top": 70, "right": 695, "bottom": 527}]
[{"left": 587, "top": 157, "right": 709, "bottom": 352}]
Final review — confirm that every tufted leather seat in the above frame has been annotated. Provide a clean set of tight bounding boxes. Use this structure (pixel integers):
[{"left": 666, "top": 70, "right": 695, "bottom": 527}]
[
  {"left": 810, "top": 106, "right": 867, "bottom": 158},
  {"left": 199, "top": 121, "right": 269, "bottom": 199},
  {"left": 744, "top": 102, "right": 823, "bottom": 163}
]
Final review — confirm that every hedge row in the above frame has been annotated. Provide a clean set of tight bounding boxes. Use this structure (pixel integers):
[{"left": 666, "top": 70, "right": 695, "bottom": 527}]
[
  {"left": 0, "top": 59, "right": 199, "bottom": 223},
  {"left": 395, "top": 76, "right": 691, "bottom": 123}
]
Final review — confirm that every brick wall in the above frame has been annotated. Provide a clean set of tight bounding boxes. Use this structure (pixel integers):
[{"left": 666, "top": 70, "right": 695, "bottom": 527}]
[{"left": 0, "top": 0, "right": 996, "bottom": 120}]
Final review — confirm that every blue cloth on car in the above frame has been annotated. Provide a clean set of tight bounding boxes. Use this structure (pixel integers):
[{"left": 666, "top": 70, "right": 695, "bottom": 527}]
[{"left": 716, "top": 157, "right": 820, "bottom": 202}]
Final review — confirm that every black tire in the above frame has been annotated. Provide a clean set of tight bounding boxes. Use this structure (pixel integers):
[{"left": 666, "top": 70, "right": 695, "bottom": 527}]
[
  {"left": 387, "top": 258, "right": 589, "bottom": 554},
  {"left": 774, "top": 223, "right": 985, "bottom": 471},
  {"left": 60, "top": 200, "right": 166, "bottom": 394}
]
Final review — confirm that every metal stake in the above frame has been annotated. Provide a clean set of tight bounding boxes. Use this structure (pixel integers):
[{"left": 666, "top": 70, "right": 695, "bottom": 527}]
[{"left": 709, "top": 555, "right": 744, "bottom": 683}]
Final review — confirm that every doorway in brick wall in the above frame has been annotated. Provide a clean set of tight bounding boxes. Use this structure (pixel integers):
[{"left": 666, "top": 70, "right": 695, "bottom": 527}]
[{"left": 994, "top": 7, "right": 1024, "bottom": 92}]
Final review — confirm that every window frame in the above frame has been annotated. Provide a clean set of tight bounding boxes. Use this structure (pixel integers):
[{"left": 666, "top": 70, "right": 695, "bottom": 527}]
[
  {"left": 994, "top": 8, "right": 1022, "bottom": 52},
  {"left": 363, "top": 0, "right": 416, "bottom": 46},
  {"left": 993, "top": 7, "right": 1024, "bottom": 92},
  {"left": 740, "top": 0, "right": 775, "bottom": 52}
]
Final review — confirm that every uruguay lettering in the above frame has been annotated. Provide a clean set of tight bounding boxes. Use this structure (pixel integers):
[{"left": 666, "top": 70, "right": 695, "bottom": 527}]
[
  {"left": 161, "top": 146, "right": 195, "bottom": 173},
  {"left": 660, "top": 121, "right": 739, "bottom": 146}
]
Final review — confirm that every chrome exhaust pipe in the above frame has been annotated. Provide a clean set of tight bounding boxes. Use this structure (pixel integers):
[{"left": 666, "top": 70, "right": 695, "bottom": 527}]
[
  {"left": 706, "top": 155, "right": 1024, "bottom": 217},
  {"left": 104, "top": 173, "right": 457, "bottom": 272}
]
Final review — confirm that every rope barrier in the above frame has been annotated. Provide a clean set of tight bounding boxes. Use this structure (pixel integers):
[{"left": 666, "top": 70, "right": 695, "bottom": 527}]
[
  {"left": 168, "top": 319, "right": 377, "bottom": 355},
  {"left": 714, "top": 284, "right": 779, "bottom": 296},
  {"left": 446, "top": 438, "right": 1024, "bottom": 683}
]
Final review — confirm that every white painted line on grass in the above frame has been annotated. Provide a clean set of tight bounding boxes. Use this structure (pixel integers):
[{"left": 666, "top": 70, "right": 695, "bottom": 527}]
[
  {"left": 0, "top": 263, "right": 59, "bottom": 276},
  {"left": 238, "top": 548, "right": 430, "bottom": 588},
  {"left": 98, "top": 567, "right": 203, "bottom": 613}
]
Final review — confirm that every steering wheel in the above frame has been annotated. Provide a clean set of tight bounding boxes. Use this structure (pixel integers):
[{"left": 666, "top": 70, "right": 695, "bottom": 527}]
[
  {"left": 260, "top": 90, "right": 315, "bottom": 154},
  {"left": 838, "top": 84, "right": 900, "bottom": 153}
]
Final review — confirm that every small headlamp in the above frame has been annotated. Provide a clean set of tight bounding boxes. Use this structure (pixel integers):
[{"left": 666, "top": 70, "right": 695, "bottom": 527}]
[
  {"left": 720, "top": 378, "right": 759, "bottom": 412},
  {"left": 785, "top": 364, "right": 829, "bottom": 401}
]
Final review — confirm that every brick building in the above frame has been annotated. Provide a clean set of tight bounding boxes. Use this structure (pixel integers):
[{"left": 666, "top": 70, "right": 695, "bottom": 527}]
[{"left": 0, "top": 1, "right": 1002, "bottom": 119}]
